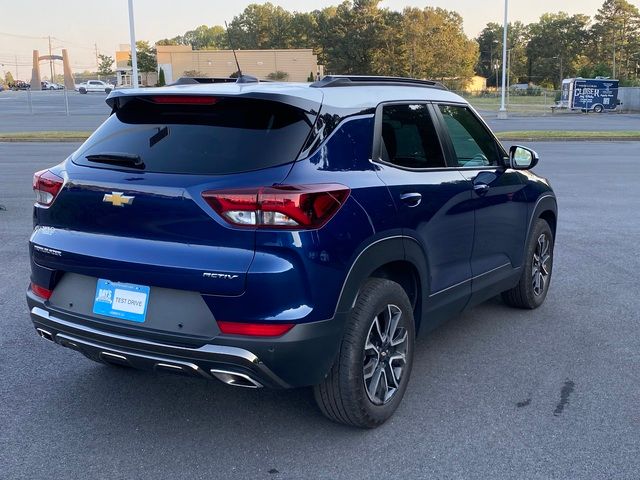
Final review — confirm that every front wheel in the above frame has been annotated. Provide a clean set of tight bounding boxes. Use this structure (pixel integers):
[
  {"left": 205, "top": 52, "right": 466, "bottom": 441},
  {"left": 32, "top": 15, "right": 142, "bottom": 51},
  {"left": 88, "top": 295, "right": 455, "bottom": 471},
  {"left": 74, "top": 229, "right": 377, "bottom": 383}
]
[
  {"left": 502, "top": 218, "right": 554, "bottom": 309},
  {"left": 314, "top": 278, "right": 415, "bottom": 428}
]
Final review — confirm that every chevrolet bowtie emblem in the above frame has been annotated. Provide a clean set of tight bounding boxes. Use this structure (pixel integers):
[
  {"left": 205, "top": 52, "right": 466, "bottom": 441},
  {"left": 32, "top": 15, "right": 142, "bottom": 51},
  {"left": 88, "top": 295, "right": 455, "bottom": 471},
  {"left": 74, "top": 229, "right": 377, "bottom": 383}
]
[{"left": 103, "top": 192, "right": 134, "bottom": 207}]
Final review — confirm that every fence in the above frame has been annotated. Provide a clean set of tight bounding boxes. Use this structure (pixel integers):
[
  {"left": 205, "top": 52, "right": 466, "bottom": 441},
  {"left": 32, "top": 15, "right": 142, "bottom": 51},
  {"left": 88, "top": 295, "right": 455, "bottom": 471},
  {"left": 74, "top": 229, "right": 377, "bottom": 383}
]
[
  {"left": 618, "top": 88, "right": 640, "bottom": 112},
  {"left": 451, "top": 89, "right": 560, "bottom": 115}
]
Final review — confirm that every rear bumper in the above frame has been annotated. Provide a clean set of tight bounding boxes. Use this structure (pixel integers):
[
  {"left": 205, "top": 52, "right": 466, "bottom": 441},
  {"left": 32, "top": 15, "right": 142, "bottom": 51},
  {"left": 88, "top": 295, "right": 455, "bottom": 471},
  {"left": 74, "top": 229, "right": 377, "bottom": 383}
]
[{"left": 28, "top": 293, "right": 346, "bottom": 389}]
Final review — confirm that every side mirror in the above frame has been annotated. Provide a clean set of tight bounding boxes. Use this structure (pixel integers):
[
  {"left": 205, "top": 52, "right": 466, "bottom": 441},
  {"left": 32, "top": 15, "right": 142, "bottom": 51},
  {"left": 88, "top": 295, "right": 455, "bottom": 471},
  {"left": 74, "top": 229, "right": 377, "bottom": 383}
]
[{"left": 509, "top": 145, "right": 539, "bottom": 170}]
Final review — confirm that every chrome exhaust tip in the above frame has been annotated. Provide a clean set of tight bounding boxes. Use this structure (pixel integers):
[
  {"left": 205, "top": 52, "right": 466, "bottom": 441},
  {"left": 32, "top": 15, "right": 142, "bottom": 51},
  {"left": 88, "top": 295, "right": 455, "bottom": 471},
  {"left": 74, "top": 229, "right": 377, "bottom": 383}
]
[
  {"left": 36, "top": 328, "right": 54, "bottom": 342},
  {"left": 210, "top": 369, "right": 263, "bottom": 388}
]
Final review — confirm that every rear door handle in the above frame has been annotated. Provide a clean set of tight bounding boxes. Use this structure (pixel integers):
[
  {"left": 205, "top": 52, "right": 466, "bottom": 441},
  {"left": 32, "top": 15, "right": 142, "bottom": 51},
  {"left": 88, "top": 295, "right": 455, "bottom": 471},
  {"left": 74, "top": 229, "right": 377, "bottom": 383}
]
[
  {"left": 400, "top": 192, "right": 422, "bottom": 207},
  {"left": 473, "top": 183, "right": 490, "bottom": 196}
]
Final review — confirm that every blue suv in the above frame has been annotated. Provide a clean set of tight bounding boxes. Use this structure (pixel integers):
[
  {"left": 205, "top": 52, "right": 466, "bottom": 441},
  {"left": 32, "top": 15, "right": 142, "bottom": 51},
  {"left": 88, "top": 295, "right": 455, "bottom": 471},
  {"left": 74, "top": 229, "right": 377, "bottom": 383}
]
[{"left": 27, "top": 76, "right": 557, "bottom": 428}]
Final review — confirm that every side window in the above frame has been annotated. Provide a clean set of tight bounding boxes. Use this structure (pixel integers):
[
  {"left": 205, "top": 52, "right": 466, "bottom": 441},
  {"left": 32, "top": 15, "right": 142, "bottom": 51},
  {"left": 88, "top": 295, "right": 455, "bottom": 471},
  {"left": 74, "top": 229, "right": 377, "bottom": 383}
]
[
  {"left": 379, "top": 104, "right": 446, "bottom": 169},
  {"left": 438, "top": 105, "right": 501, "bottom": 167}
]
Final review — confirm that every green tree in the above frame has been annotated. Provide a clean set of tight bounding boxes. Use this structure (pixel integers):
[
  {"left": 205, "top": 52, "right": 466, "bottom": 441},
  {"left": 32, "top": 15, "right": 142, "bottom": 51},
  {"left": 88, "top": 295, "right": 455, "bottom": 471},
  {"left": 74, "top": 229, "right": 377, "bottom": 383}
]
[
  {"left": 97, "top": 54, "right": 114, "bottom": 77},
  {"left": 371, "top": 10, "right": 406, "bottom": 76},
  {"left": 267, "top": 70, "right": 289, "bottom": 81},
  {"left": 401, "top": 7, "right": 478, "bottom": 81},
  {"left": 477, "top": 22, "right": 529, "bottom": 87},
  {"left": 227, "top": 3, "right": 294, "bottom": 49},
  {"left": 151, "top": 2, "right": 479, "bottom": 81},
  {"left": 289, "top": 12, "right": 318, "bottom": 49},
  {"left": 312, "top": 0, "right": 388, "bottom": 75},
  {"left": 158, "top": 67, "right": 166, "bottom": 86},
  {"left": 591, "top": 0, "right": 640, "bottom": 80},
  {"left": 128, "top": 41, "right": 157, "bottom": 85},
  {"left": 4, "top": 71, "right": 14, "bottom": 86},
  {"left": 182, "top": 25, "right": 227, "bottom": 50},
  {"left": 526, "top": 13, "right": 590, "bottom": 88},
  {"left": 156, "top": 37, "right": 183, "bottom": 46}
]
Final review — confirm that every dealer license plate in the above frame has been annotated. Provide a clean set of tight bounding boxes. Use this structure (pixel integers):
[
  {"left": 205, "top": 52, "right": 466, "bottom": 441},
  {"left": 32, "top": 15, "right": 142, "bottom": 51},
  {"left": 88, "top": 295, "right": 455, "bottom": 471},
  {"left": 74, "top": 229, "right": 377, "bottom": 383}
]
[{"left": 92, "top": 279, "right": 150, "bottom": 323}]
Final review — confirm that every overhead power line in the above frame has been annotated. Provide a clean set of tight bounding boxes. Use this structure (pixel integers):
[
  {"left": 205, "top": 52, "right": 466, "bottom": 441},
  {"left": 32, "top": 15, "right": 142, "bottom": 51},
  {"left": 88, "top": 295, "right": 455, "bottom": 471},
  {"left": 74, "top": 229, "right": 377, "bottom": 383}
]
[{"left": 0, "top": 31, "right": 47, "bottom": 40}]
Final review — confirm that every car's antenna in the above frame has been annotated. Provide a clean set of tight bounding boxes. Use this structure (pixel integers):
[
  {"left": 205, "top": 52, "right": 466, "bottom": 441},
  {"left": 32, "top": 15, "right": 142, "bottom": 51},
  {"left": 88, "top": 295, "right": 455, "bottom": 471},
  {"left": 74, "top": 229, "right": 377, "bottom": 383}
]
[{"left": 224, "top": 21, "right": 242, "bottom": 78}]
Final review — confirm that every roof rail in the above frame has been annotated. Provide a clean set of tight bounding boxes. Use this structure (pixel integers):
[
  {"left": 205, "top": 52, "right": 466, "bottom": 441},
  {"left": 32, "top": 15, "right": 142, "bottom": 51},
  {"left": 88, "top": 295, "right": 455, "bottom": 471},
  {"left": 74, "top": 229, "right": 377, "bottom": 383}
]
[{"left": 310, "top": 75, "right": 447, "bottom": 90}]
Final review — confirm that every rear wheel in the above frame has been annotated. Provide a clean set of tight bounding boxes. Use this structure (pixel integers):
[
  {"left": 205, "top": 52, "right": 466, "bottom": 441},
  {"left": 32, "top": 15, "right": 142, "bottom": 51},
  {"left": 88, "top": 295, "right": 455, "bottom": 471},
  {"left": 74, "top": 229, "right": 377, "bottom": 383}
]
[
  {"left": 314, "top": 278, "right": 415, "bottom": 428},
  {"left": 593, "top": 104, "right": 604, "bottom": 113},
  {"left": 502, "top": 218, "right": 554, "bottom": 309}
]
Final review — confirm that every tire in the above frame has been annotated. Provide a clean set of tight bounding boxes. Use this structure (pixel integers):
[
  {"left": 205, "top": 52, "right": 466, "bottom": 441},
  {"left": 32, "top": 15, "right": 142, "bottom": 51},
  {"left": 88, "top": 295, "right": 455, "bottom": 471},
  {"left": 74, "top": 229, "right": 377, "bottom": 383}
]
[
  {"left": 314, "top": 278, "right": 415, "bottom": 428},
  {"left": 79, "top": 88, "right": 87, "bottom": 94},
  {"left": 502, "top": 218, "right": 554, "bottom": 309},
  {"left": 593, "top": 104, "right": 604, "bottom": 113},
  {"left": 105, "top": 88, "right": 112, "bottom": 94}
]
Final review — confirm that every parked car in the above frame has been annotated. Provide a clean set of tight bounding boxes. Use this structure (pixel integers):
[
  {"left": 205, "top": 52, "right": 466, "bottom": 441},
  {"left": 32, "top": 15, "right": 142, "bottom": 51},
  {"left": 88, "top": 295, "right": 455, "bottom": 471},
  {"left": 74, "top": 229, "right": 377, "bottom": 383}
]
[
  {"left": 76, "top": 80, "right": 113, "bottom": 94},
  {"left": 41, "top": 81, "right": 64, "bottom": 90},
  {"left": 27, "top": 75, "right": 557, "bottom": 428},
  {"left": 11, "top": 80, "right": 30, "bottom": 90}
]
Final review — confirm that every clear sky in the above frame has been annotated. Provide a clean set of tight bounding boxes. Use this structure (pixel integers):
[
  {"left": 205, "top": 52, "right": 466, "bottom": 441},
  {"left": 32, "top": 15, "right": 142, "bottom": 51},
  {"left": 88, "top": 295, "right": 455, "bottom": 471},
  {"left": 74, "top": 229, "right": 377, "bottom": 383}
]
[{"left": 0, "top": 0, "right": 621, "bottom": 78}]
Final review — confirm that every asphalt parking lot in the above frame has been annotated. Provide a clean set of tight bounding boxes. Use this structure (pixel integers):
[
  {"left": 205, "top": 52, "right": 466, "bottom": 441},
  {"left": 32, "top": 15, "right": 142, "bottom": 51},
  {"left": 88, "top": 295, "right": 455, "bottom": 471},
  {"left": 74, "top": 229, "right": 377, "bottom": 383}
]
[
  {"left": 1, "top": 141, "right": 639, "bottom": 479},
  {"left": 0, "top": 90, "right": 109, "bottom": 132},
  {"left": 2, "top": 89, "right": 640, "bottom": 134}
]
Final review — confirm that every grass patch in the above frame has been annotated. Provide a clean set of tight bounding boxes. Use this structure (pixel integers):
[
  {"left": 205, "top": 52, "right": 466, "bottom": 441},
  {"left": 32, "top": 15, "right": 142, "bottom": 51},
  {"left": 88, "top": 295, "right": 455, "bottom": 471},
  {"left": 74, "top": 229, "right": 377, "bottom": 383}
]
[
  {"left": 0, "top": 131, "right": 91, "bottom": 142},
  {"left": 464, "top": 95, "right": 555, "bottom": 113},
  {"left": 496, "top": 130, "right": 640, "bottom": 140}
]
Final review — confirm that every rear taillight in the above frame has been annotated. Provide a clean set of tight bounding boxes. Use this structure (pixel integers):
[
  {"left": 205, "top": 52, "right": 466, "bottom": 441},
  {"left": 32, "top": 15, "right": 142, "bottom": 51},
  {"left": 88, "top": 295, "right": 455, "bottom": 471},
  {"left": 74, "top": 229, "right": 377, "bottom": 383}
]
[
  {"left": 217, "top": 321, "right": 294, "bottom": 337},
  {"left": 30, "top": 282, "right": 52, "bottom": 300},
  {"left": 33, "top": 169, "right": 64, "bottom": 206},
  {"left": 202, "top": 184, "right": 350, "bottom": 229}
]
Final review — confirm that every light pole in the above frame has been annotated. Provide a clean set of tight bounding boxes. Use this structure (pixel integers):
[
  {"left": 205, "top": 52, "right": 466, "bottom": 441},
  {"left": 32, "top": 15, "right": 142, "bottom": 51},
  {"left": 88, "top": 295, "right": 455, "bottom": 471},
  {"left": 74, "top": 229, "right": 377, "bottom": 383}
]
[
  {"left": 498, "top": 0, "right": 509, "bottom": 119},
  {"left": 128, "top": 0, "right": 139, "bottom": 88}
]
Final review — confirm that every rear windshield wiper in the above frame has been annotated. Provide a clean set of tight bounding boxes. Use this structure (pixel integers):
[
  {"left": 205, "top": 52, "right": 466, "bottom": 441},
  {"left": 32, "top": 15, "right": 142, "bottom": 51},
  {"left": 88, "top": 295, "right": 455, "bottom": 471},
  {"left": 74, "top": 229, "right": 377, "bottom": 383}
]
[{"left": 85, "top": 153, "right": 145, "bottom": 170}]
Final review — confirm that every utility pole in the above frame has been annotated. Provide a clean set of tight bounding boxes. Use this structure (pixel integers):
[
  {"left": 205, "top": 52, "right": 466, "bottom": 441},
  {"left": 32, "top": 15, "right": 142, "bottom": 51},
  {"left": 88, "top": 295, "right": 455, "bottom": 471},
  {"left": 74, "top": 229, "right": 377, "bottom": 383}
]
[
  {"left": 94, "top": 42, "right": 99, "bottom": 79},
  {"left": 15, "top": 55, "right": 18, "bottom": 80},
  {"left": 128, "top": 0, "right": 139, "bottom": 88},
  {"left": 498, "top": 0, "right": 508, "bottom": 119},
  {"left": 507, "top": 49, "right": 512, "bottom": 106},
  {"left": 612, "top": 34, "right": 616, "bottom": 78},
  {"left": 48, "top": 36, "right": 54, "bottom": 81}
]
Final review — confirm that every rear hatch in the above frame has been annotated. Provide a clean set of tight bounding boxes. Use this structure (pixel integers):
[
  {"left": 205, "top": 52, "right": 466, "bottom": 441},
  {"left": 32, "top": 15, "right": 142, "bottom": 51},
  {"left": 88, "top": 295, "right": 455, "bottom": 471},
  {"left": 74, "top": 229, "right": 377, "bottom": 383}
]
[{"left": 31, "top": 91, "right": 320, "bottom": 299}]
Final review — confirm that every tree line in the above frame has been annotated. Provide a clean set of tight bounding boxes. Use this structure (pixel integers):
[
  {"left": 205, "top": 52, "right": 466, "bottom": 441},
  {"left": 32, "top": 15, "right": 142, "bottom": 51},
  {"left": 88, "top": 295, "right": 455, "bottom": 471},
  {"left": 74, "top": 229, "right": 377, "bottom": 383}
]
[{"left": 147, "top": 0, "right": 640, "bottom": 89}]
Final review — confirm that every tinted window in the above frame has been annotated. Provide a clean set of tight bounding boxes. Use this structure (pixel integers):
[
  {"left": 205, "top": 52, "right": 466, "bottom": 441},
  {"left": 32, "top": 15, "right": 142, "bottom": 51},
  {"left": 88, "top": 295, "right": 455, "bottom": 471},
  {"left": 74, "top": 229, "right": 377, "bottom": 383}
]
[
  {"left": 438, "top": 105, "right": 501, "bottom": 167},
  {"left": 72, "top": 97, "right": 313, "bottom": 175},
  {"left": 379, "top": 104, "right": 445, "bottom": 169}
]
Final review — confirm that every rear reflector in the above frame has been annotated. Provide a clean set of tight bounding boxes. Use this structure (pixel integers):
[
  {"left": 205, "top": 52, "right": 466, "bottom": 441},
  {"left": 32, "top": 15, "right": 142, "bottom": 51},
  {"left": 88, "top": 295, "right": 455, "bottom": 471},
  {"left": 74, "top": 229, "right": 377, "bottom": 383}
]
[
  {"left": 31, "top": 282, "right": 53, "bottom": 300},
  {"left": 33, "top": 169, "right": 64, "bottom": 206},
  {"left": 202, "top": 184, "right": 350, "bottom": 230},
  {"left": 151, "top": 95, "right": 218, "bottom": 105},
  {"left": 217, "top": 321, "right": 294, "bottom": 337}
]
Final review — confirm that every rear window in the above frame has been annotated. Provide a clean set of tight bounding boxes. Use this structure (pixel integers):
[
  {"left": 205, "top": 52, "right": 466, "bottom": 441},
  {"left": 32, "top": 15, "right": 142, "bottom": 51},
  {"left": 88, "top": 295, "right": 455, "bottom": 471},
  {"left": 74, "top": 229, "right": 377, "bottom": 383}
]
[{"left": 72, "top": 96, "right": 314, "bottom": 175}]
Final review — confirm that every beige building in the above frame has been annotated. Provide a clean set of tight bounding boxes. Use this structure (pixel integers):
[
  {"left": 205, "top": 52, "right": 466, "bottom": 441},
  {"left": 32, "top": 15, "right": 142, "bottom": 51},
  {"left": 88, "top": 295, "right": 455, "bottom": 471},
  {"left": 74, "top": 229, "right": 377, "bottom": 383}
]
[
  {"left": 155, "top": 45, "right": 322, "bottom": 83},
  {"left": 115, "top": 44, "right": 158, "bottom": 87}
]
